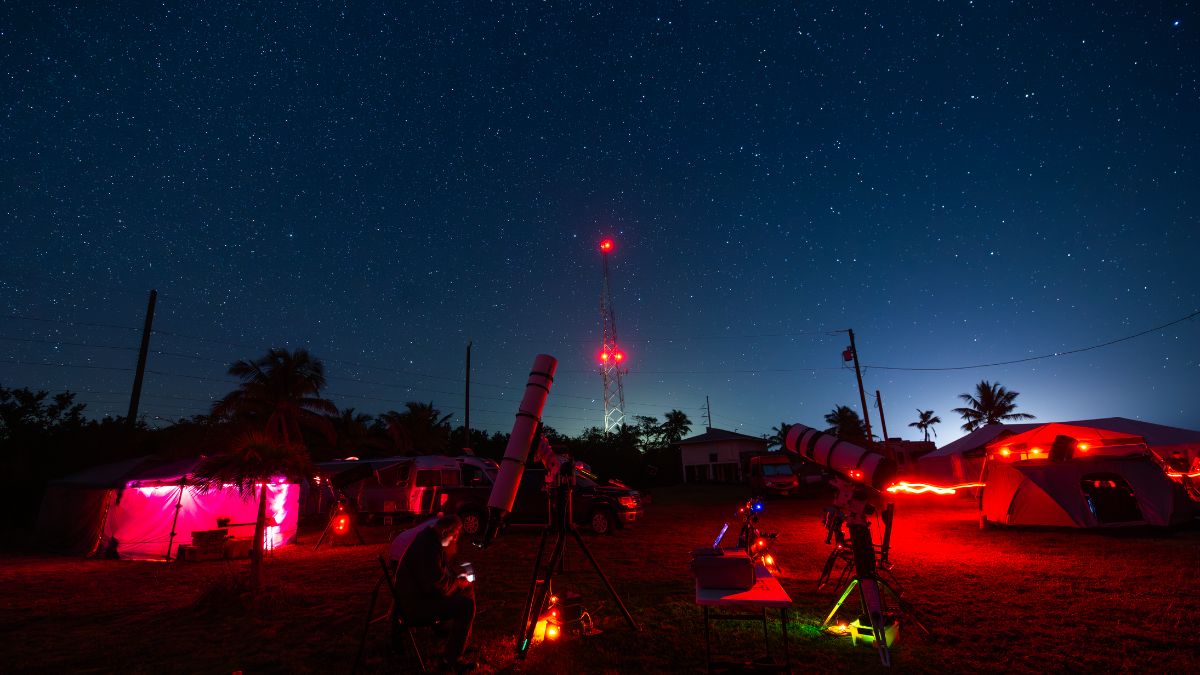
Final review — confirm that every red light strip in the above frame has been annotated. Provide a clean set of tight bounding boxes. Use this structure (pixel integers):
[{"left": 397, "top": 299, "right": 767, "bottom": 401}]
[
  {"left": 885, "top": 481, "right": 986, "bottom": 495},
  {"left": 1166, "top": 471, "right": 1200, "bottom": 478}
]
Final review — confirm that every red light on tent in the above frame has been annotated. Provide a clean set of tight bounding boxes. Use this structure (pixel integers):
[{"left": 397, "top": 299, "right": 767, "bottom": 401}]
[
  {"left": 848, "top": 469, "right": 864, "bottom": 481},
  {"left": 1031, "top": 447, "right": 1042, "bottom": 455},
  {"left": 599, "top": 239, "right": 614, "bottom": 253},
  {"left": 547, "top": 625, "right": 560, "bottom": 639},
  {"left": 1000, "top": 448, "right": 1011, "bottom": 457},
  {"left": 1077, "top": 443, "right": 1090, "bottom": 452}
]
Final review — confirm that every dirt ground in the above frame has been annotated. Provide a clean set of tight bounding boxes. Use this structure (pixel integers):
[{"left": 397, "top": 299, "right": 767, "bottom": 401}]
[{"left": 2, "top": 484, "right": 1197, "bottom": 673}]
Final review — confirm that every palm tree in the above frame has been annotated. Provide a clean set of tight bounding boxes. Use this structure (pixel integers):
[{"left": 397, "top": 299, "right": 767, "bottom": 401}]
[
  {"left": 193, "top": 431, "right": 314, "bottom": 592},
  {"left": 824, "top": 405, "right": 868, "bottom": 443},
  {"left": 765, "top": 422, "right": 791, "bottom": 452},
  {"left": 660, "top": 410, "right": 692, "bottom": 445},
  {"left": 908, "top": 409, "right": 942, "bottom": 442},
  {"left": 212, "top": 348, "right": 336, "bottom": 448},
  {"left": 380, "top": 402, "right": 453, "bottom": 455},
  {"left": 326, "top": 407, "right": 387, "bottom": 460},
  {"left": 951, "top": 380, "right": 1036, "bottom": 432}
]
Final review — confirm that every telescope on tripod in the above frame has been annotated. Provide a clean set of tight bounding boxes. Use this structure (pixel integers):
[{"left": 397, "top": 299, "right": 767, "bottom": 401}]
[
  {"left": 478, "top": 354, "right": 638, "bottom": 658},
  {"left": 783, "top": 423, "right": 930, "bottom": 667}
]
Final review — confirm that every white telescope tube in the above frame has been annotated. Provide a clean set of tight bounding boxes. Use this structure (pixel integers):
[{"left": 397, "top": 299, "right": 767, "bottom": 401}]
[
  {"left": 784, "top": 422, "right": 897, "bottom": 491},
  {"left": 482, "top": 354, "right": 557, "bottom": 544}
]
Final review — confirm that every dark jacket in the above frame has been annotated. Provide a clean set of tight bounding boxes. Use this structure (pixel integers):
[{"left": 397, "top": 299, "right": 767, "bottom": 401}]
[{"left": 395, "top": 526, "right": 456, "bottom": 611}]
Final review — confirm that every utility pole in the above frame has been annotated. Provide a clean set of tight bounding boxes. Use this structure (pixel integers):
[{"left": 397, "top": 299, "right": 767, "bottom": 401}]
[
  {"left": 127, "top": 289, "right": 157, "bottom": 428},
  {"left": 875, "top": 389, "right": 893, "bottom": 461},
  {"left": 705, "top": 395, "right": 713, "bottom": 431},
  {"left": 464, "top": 341, "right": 472, "bottom": 452},
  {"left": 846, "top": 329, "right": 874, "bottom": 446}
]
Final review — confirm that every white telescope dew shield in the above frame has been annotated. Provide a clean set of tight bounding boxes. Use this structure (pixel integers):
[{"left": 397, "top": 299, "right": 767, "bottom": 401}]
[
  {"left": 484, "top": 354, "right": 557, "bottom": 540},
  {"left": 784, "top": 422, "right": 897, "bottom": 491}
]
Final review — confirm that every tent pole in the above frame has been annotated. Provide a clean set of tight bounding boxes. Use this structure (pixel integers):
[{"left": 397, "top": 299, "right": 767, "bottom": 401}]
[{"left": 166, "top": 479, "right": 186, "bottom": 561}]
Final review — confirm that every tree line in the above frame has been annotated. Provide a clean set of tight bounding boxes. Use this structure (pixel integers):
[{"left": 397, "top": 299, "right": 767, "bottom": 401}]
[
  {"left": 1, "top": 348, "right": 1036, "bottom": 533},
  {"left": 767, "top": 380, "right": 1035, "bottom": 448},
  {"left": 0, "top": 348, "right": 695, "bottom": 531}
]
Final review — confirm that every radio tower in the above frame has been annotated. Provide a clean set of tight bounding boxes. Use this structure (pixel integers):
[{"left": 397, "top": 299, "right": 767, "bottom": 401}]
[{"left": 597, "top": 238, "right": 627, "bottom": 433}]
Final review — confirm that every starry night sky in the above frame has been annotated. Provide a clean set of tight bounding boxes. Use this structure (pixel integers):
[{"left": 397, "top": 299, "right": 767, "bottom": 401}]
[{"left": 3, "top": 1, "right": 1197, "bottom": 444}]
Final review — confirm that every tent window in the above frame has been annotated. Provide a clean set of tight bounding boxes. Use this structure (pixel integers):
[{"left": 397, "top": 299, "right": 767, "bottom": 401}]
[{"left": 1081, "top": 473, "right": 1143, "bottom": 524}]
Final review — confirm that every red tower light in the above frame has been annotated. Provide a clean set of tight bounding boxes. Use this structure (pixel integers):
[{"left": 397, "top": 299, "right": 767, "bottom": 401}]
[
  {"left": 599, "top": 350, "right": 610, "bottom": 363},
  {"left": 599, "top": 238, "right": 614, "bottom": 253},
  {"left": 614, "top": 350, "right": 624, "bottom": 362}
]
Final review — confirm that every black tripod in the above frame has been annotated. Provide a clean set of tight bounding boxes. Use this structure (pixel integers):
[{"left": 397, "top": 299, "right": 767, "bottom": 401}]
[
  {"left": 819, "top": 483, "right": 929, "bottom": 668},
  {"left": 515, "top": 461, "right": 639, "bottom": 658},
  {"left": 315, "top": 493, "right": 365, "bottom": 549}
]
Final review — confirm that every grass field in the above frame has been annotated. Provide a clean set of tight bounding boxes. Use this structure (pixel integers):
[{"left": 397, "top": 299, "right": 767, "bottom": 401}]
[{"left": 2, "top": 484, "right": 1197, "bottom": 673}]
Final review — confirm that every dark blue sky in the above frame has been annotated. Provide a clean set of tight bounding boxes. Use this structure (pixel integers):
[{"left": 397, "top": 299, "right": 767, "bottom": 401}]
[{"left": 3, "top": 1, "right": 1197, "bottom": 444}]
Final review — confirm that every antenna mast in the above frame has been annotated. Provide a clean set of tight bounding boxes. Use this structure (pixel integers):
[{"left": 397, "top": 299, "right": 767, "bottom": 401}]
[{"left": 597, "top": 238, "right": 627, "bottom": 433}]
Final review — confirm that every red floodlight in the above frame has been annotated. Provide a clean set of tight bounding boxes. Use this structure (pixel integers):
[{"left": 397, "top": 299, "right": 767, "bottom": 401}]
[
  {"left": 599, "top": 238, "right": 614, "bottom": 253},
  {"left": 333, "top": 513, "right": 350, "bottom": 536}
]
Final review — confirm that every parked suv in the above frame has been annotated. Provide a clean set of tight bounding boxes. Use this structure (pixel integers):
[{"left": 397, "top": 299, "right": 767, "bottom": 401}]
[{"left": 447, "top": 462, "right": 643, "bottom": 536}]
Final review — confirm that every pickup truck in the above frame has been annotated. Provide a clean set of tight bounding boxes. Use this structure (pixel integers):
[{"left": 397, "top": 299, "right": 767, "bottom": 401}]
[{"left": 445, "top": 462, "right": 644, "bottom": 536}]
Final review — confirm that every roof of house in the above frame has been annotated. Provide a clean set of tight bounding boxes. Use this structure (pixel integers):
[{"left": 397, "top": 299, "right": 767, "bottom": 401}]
[{"left": 676, "top": 427, "right": 768, "bottom": 446}]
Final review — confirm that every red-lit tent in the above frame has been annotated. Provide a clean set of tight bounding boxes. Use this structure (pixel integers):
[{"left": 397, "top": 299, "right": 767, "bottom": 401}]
[
  {"left": 35, "top": 457, "right": 300, "bottom": 560},
  {"left": 985, "top": 423, "right": 1145, "bottom": 459},
  {"left": 979, "top": 423, "right": 1193, "bottom": 528}
]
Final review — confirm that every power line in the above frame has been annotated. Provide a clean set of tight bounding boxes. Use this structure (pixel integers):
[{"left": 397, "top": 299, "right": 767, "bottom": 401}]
[
  {"left": 865, "top": 308, "right": 1200, "bottom": 372},
  {"left": 2, "top": 313, "right": 141, "bottom": 333}
]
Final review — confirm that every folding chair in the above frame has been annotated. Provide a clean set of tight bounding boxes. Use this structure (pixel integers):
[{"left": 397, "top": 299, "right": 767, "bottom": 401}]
[{"left": 353, "top": 555, "right": 443, "bottom": 673}]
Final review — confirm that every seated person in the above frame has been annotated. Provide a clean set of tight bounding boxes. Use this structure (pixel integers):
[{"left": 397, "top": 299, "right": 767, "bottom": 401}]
[{"left": 393, "top": 515, "right": 476, "bottom": 672}]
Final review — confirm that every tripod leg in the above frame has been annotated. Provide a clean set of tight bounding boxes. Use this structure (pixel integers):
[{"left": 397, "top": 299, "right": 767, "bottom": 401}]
[
  {"left": 519, "top": 530, "right": 568, "bottom": 657},
  {"left": 314, "top": 521, "right": 331, "bottom": 550},
  {"left": 569, "top": 527, "right": 640, "bottom": 631},
  {"left": 516, "top": 525, "right": 554, "bottom": 656},
  {"left": 882, "top": 581, "right": 931, "bottom": 636},
  {"left": 858, "top": 577, "right": 891, "bottom": 667},
  {"left": 822, "top": 578, "right": 858, "bottom": 627},
  {"left": 817, "top": 548, "right": 840, "bottom": 588}
]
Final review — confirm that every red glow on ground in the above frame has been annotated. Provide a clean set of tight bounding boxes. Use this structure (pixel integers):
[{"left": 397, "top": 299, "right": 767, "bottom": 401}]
[{"left": 886, "top": 481, "right": 986, "bottom": 495}]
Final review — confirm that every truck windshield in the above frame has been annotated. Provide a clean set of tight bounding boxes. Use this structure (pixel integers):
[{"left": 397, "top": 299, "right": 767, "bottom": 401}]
[{"left": 761, "top": 464, "right": 794, "bottom": 477}]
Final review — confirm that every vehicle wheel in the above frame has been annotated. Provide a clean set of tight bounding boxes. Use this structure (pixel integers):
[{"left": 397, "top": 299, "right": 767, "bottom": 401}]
[
  {"left": 590, "top": 509, "right": 617, "bottom": 535},
  {"left": 460, "top": 510, "right": 485, "bottom": 536}
]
